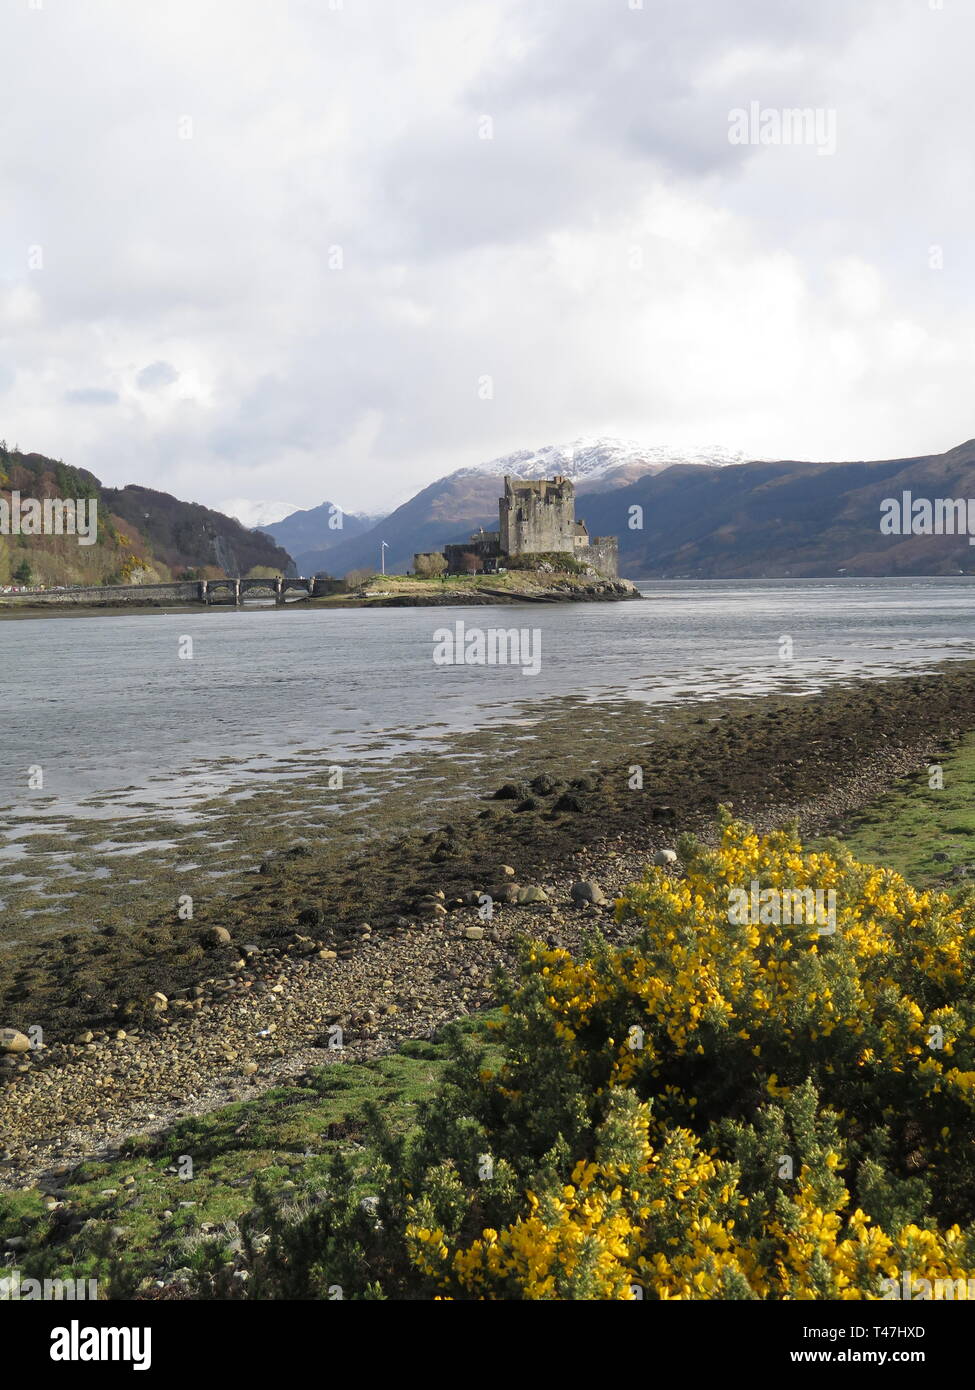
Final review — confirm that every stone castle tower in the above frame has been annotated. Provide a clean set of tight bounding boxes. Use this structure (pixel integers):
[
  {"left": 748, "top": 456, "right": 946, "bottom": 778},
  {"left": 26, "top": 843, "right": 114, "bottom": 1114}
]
[
  {"left": 424, "top": 474, "right": 619, "bottom": 577},
  {"left": 499, "top": 475, "right": 577, "bottom": 556}
]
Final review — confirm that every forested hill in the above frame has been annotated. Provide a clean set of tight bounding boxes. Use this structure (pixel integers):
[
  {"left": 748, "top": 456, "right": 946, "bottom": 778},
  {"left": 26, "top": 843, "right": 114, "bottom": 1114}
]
[{"left": 0, "top": 446, "right": 293, "bottom": 587}]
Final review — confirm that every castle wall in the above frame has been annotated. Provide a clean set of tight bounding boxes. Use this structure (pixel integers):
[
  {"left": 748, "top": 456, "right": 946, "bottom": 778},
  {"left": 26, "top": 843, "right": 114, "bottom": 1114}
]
[
  {"left": 443, "top": 535, "right": 501, "bottom": 573},
  {"left": 578, "top": 538, "right": 619, "bottom": 578}
]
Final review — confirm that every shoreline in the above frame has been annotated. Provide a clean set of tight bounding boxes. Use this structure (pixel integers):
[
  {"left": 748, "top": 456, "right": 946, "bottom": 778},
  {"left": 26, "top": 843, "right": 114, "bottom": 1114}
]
[
  {"left": 4, "top": 661, "right": 975, "bottom": 1182},
  {"left": 0, "top": 577, "right": 641, "bottom": 617}
]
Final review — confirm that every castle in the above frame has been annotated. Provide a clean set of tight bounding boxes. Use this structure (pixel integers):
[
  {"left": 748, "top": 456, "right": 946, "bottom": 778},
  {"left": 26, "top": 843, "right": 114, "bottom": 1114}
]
[{"left": 415, "top": 476, "right": 619, "bottom": 578}]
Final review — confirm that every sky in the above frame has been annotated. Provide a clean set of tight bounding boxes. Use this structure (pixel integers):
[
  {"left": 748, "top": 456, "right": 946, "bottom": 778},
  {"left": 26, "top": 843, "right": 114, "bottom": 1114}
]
[{"left": 1, "top": 0, "right": 974, "bottom": 521}]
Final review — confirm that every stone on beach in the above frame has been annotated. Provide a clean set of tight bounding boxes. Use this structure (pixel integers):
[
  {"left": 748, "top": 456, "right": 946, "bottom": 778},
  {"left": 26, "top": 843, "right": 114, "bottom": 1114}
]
[
  {"left": 515, "top": 886, "right": 549, "bottom": 904},
  {"left": 570, "top": 880, "right": 607, "bottom": 905}
]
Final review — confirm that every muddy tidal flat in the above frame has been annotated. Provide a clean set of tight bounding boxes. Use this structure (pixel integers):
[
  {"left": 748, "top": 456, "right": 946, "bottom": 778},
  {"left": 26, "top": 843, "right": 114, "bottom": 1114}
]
[{"left": 2, "top": 661, "right": 973, "bottom": 1043}]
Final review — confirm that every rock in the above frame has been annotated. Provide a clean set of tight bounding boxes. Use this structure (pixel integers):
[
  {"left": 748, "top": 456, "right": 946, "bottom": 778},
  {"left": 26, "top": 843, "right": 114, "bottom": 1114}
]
[
  {"left": 516, "top": 886, "right": 549, "bottom": 904},
  {"left": 492, "top": 884, "right": 519, "bottom": 904},
  {"left": 653, "top": 849, "right": 678, "bottom": 866},
  {"left": 570, "top": 880, "right": 607, "bottom": 905},
  {"left": 204, "top": 926, "right": 232, "bottom": 946},
  {"left": 0, "top": 1029, "right": 30, "bottom": 1054},
  {"left": 74, "top": 1031, "right": 94, "bottom": 1045},
  {"left": 416, "top": 898, "right": 448, "bottom": 916},
  {"left": 499, "top": 865, "right": 516, "bottom": 878},
  {"left": 242, "top": 1062, "right": 259, "bottom": 1077},
  {"left": 463, "top": 926, "right": 485, "bottom": 940},
  {"left": 150, "top": 992, "right": 169, "bottom": 1011}
]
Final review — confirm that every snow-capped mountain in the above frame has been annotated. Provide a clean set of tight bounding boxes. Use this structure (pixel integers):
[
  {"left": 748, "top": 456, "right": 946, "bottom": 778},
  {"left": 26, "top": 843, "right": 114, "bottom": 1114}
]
[
  {"left": 222, "top": 497, "right": 302, "bottom": 530},
  {"left": 452, "top": 437, "right": 754, "bottom": 485}
]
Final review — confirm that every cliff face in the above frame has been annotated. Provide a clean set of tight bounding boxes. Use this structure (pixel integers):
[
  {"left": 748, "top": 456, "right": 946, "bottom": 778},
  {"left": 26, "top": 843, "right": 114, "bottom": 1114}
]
[{"left": 0, "top": 448, "right": 294, "bottom": 586}]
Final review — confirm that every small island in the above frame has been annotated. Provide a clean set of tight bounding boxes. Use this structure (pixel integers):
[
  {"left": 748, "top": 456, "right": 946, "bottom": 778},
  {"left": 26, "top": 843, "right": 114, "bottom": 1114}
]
[
  {"left": 319, "top": 566, "right": 641, "bottom": 606},
  {"left": 345, "top": 471, "right": 639, "bottom": 605}
]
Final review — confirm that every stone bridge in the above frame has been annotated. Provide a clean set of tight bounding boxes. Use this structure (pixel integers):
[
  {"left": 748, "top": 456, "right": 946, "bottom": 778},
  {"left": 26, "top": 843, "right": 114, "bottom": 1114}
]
[
  {"left": 202, "top": 576, "right": 318, "bottom": 604},
  {"left": 0, "top": 577, "right": 325, "bottom": 608}
]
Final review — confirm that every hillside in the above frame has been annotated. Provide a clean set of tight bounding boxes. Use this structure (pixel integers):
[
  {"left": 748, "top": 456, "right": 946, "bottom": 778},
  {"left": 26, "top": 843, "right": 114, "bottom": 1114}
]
[
  {"left": 295, "top": 473, "right": 505, "bottom": 576},
  {"left": 0, "top": 447, "right": 294, "bottom": 587},
  {"left": 577, "top": 439, "right": 975, "bottom": 577}
]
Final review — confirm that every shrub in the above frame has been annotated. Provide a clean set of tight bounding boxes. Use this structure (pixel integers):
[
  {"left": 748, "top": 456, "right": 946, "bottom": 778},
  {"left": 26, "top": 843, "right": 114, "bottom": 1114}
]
[{"left": 240, "top": 815, "right": 975, "bottom": 1299}]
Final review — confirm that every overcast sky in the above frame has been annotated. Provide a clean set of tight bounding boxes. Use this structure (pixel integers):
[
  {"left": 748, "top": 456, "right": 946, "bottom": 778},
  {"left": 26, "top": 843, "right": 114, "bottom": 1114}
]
[{"left": 1, "top": 0, "right": 973, "bottom": 519}]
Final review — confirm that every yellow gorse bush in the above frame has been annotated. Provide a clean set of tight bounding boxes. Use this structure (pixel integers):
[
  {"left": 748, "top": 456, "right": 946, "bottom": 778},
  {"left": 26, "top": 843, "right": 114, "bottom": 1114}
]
[{"left": 403, "top": 817, "right": 975, "bottom": 1299}]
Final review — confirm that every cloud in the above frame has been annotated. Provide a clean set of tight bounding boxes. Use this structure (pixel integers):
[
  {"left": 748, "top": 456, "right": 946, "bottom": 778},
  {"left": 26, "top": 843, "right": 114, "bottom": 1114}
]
[
  {"left": 136, "top": 361, "right": 180, "bottom": 390},
  {"left": 0, "top": 0, "right": 972, "bottom": 513},
  {"left": 63, "top": 388, "right": 119, "bottom": 407}
]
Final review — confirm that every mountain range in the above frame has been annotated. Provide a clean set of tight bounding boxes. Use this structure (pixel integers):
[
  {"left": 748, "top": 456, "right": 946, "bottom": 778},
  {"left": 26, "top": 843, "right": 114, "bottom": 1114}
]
[
  {"left": 9, "top": 434, "right": 975, "bottom": 588},
  {"left": 281, "top": 438, "right": 721, "bottom": 576},
  {"left": 261, "top": 501, "right": 376, "bottom": 563},
  {"left": 268, "top": 436, "right": 975, "bottom": 580}
]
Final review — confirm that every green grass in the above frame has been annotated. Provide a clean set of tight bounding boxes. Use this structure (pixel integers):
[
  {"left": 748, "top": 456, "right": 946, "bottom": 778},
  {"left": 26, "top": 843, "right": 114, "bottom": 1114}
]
[
  {"left": 815, "top": 732, "right": 975, "bottom": 888},
  {"left": 0, "top": 1016, "right": 502, "bottom": 1297}
]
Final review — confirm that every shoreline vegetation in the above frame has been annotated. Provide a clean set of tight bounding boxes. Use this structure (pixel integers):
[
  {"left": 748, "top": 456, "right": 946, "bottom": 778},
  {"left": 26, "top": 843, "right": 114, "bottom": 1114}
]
[{"left": 4, "top": 662, "right": 975, "bottom": 1295}]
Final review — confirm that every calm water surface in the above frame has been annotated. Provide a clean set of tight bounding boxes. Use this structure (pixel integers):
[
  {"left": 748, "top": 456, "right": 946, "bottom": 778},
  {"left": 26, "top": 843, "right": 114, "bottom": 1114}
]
[{"left": 2, "top": 577, "right": 974, "bottom": 816}]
